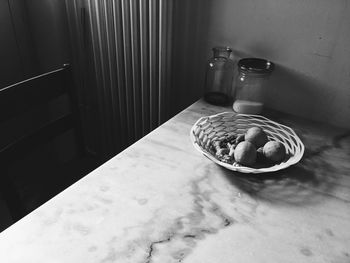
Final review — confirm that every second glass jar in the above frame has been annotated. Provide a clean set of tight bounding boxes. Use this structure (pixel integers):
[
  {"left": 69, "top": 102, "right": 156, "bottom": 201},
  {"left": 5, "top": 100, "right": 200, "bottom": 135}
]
[{"left": 233, "top": 58, "right": 274, "bottom": 114}]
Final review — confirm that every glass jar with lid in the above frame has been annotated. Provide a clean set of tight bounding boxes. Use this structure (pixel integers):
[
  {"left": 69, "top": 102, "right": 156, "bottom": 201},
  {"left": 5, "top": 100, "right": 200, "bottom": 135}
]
[
  {"left": 233, "top": 58, "right": 274, "bottom": 114},
  {"left": 204, "top": 47, "right": 234, "bottom": 106}
]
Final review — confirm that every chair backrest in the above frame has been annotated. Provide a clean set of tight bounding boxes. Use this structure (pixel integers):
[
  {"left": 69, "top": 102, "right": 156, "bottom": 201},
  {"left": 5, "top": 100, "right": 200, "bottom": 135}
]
[
  {"left": 0, "top": 64, "right": 85, "bottom": 162},
  {"left": 0, "top": 64, "right": 85, "bottom": 221}
]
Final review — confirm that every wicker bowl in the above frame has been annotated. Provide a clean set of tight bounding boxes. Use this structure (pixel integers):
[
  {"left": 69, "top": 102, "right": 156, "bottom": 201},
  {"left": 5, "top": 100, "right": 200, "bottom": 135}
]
[{"left": 190, "top": 112, "right": 304, "bottom": 174}]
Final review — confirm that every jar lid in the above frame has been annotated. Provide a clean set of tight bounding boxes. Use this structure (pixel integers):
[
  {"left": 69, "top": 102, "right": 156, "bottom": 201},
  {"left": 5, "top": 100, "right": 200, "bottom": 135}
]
[
  {"left": 212, "top": 47, "right": 233, "bottom": 58},
  {"left": 238, "top": 58, "right": 274, "bottom": 74}
]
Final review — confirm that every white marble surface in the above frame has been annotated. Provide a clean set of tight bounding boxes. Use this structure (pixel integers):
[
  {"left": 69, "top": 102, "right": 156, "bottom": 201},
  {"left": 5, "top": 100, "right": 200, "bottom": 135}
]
[{"left": 0, "top": 99, "right": 349, "bottom": 263}]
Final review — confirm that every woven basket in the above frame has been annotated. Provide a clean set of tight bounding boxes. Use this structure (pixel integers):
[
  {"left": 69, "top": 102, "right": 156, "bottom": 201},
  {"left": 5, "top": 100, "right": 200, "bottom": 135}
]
[{"left": 190, "top": 112, "right": 304, "bottom": 174}]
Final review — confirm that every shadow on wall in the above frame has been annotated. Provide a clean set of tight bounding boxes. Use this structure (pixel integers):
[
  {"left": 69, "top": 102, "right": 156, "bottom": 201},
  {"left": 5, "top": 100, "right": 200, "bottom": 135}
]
[
  {"left": 170, "top": 0, "right": 213, "bottom": 116},
  {"left": 232, "top": 49, "right": 336, "bottom": 126},
  {"left": 266, "top": 64, "right": 335, "bottom": 126}
]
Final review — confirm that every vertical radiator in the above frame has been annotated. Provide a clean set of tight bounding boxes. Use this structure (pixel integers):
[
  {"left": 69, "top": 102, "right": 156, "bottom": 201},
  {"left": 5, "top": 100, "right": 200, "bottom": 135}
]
[{"left": 65, "top": 0, "right": 173, "bottom": 156}]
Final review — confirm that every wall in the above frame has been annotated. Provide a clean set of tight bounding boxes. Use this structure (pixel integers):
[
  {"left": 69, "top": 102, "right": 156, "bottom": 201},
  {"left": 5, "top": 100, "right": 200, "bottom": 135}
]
[
  {"left": 0, "top": 0, "right": 25, "bottom": 88},
  {"left": 24, "top": 0, "right": 71, "bottom": 72},
  {"left": 205, "top": 0, "right": 350, "bottom": 128},
  {"left": 0, "top": 0, "right": 70, "bottom": 87}
]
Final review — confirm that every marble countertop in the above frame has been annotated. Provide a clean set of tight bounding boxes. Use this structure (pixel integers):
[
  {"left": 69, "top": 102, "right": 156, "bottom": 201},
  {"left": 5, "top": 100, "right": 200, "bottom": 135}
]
[{"left": 0, "top": 99, "right": 349, "bottom": 263}]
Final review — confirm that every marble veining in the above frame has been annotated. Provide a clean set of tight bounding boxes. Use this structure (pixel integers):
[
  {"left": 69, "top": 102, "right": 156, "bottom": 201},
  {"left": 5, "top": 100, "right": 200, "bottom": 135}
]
[{"left": 0, "top": 99, "right": 349, "bottom": 263}]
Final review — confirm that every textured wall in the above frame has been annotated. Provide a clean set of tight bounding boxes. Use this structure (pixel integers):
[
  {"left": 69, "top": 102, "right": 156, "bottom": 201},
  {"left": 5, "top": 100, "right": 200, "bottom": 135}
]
[{"left": 205, "top": 0, "right": 350, "bottom": 128}]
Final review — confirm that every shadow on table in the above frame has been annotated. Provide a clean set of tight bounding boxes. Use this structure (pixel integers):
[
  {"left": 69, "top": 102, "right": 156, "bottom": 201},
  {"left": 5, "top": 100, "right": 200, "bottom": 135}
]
[{"left": 221, "top": 157, "right": 339, "bottom": 206}]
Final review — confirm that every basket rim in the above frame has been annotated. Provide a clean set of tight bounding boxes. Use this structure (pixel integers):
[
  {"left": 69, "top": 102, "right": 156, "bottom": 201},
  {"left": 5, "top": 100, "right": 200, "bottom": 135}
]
[{"left": 190, "top": 111, "right": 305, "bottom": 174}]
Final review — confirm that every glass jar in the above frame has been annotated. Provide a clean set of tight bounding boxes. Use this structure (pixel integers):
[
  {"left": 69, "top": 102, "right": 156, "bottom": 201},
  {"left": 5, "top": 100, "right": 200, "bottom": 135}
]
[
  {"left": 204, "top": 47, "right": 234, "bottom": 106},
  {"left": 233, "top": 58, "right": 274, "bottom": 114}
]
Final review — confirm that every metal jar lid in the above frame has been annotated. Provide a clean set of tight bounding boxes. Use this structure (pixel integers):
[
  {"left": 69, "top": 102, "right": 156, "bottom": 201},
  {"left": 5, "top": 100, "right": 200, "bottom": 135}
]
[{"left": 238, "top": 58, "right": 274, "bottom": 74}]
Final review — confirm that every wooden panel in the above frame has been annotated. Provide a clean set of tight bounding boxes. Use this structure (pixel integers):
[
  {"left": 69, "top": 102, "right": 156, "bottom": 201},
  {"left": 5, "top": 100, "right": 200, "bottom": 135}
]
[
  {"left": 0, "top": 115, "right": 74, "bottom": 162},
  {"left": 0, "top": 68, "right": 67, "bottom": 122}
]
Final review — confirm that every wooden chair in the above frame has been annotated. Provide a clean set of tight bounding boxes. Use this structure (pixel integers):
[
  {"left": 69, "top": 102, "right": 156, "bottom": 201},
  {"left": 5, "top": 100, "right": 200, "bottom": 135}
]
[{"left": 0, "top": 64, "right": 99, "bottom": 225}]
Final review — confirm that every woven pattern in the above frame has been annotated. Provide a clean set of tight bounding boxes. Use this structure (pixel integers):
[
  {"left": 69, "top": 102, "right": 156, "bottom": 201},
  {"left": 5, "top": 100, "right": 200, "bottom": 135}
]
[{"left": 190, "top": 112, "right": 305, "bottom": 174}]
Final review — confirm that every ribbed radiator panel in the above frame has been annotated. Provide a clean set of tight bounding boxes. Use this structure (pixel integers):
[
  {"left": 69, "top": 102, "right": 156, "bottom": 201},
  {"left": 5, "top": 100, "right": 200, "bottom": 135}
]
[{"left": 66, "top": 0, "right": 172, "bottom": 155}]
